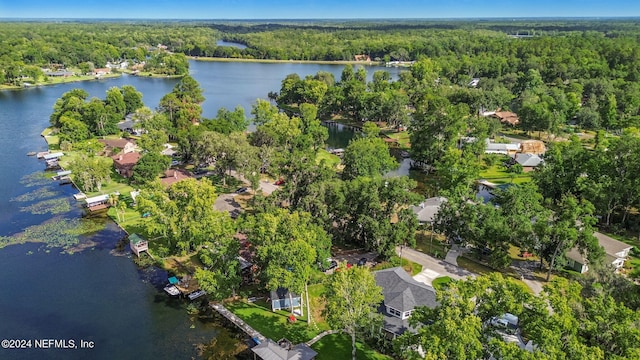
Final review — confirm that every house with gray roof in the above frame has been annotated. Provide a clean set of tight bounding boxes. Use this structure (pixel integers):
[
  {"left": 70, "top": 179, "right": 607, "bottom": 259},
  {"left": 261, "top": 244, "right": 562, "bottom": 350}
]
[
  {"left": 374, "top": 267, "right": 438, "bottom": 337},
  {"left": 566, "top": 231, "right": 633, "bottom": 273},
  {"left": 411, "top": 197, "right": 446, "bottom": 225},
  {"left": 251, "top": 338, "right": 317, "bottom": 360},
  {"left": 485, "top": 139, "right": 520, "bottom": 155},
  {"left": 514, "top": 153, "right": 543, "bottom": 172}
]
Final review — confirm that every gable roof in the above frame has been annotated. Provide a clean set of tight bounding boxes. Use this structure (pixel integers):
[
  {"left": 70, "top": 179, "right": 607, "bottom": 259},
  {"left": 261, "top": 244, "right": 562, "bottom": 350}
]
[
  {"left": 375, "top": 267, "right": 437, "bottom": 312},
  {"left": 515, "top": 153, "right": 543, "bottom": 167},
  {"left": 161, "top": 169, "right": 192, "bottom": 187},
  {"left": 111, "top": 152, "right": 141, "bottom": 166},
  {"left": 493, "top": 111, "right": 520, "bottom": 126},
  {"left": 251, "top": 339, "right": 317, "bottom": 360},
  {"left": 99, "top": 138, "right": 135, "bottom": 149},
  {"left": 411, "top": 197, "right": 447, "bottom": 223},
  {"left": 270, "top": 287, "right": 300, "bottom": 300},
  {"left": 567, "top": 232, "right": 632, "bottom": 266},
  {"left": 594, "top": 232, "right": 632, "bottom": 256}
]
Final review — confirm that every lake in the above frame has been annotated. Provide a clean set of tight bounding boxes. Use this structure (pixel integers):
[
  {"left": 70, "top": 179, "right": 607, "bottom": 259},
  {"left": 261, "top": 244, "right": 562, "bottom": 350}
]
[{"left": 0, "top": 59, "right": 404, "bottom": 358}]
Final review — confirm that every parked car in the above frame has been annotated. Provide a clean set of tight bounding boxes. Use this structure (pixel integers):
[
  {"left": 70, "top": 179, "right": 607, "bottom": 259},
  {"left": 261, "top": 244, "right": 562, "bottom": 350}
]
[
  {"left": 319, "top": 259, "right": 338, "bottom": 272},
  {"left": 235, "top": 187, "right": 248, "bottom": 194},
  {"left": 274, "top": 178, "right": 285, "bottom": 185},
  {"left": 357, "top": 257, "right": 367, "bottom": 266}
]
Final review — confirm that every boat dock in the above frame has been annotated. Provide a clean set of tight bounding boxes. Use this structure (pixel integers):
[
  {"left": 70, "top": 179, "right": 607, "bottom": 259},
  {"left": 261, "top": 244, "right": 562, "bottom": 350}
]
[{"left": 210, "top": 302, "right": 266, "bottom": 343}]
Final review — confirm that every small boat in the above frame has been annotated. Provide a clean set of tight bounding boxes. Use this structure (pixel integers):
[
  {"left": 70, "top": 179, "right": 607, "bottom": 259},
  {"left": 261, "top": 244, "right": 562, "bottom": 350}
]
[
  {"left": 187, "top": 289, "right": 206, "bottom": 300},
  {"left": 164, "top": 285, "right": 181, "bottom": 296},
  {"left": 73, "top": 193, "right": 87, "bottom": 200},
  {"left": 27, "top": 151, "right": 37, "bottom": 156}
]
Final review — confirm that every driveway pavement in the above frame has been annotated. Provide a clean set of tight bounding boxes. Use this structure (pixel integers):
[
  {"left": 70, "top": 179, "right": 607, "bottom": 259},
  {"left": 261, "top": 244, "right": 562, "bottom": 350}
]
[
  {"left": 213, "top": 193, "right": 243, "bottom": 218},
  {"left": 398, "top": 246, "right": 475, "bottom": 286}
]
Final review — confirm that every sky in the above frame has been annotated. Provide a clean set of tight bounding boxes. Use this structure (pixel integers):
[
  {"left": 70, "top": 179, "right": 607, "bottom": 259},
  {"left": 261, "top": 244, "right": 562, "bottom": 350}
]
[{"left": 1, "top": 0, "right": 640, "bottom": 19}]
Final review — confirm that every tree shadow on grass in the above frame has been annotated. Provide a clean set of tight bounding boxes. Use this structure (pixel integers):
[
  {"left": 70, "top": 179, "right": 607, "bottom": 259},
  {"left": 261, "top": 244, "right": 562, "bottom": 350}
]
[{"left": 226, "top": 301, "right": 318, "bottom": 344}]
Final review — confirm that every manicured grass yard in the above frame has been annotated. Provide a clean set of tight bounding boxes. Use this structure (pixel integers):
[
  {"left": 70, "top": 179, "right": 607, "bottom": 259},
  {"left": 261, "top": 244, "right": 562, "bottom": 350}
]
[
  {"left": 383, "top": 130, "right": 411, "bottom": 149},
  {"left": 431, "top": 276, "right": 453, "bottom": 290},
  {"left": 479, "top": 164, "right": 531, "bottom": 185},
  {"left": 316, "top": 149, "right": 341, "bottom": 169},
  {"left": 225, "top": 299, "right": 327, "bottom": 344},
  {"left": 414, "top": 230, "right": 448, "bottom": 259},
  {"left": 312, "top": 333, "right": 392, "bottom": 360}
]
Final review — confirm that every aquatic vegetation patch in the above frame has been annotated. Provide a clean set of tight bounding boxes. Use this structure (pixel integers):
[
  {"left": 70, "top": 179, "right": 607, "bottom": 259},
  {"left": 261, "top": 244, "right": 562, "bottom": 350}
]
[
  {"left": 20, "top": 198, "right": 71, "bottom": 215},
  {"left": 11, "top": 187, "right": 58, "bottom": 202},
  {"left": 20, "top": 171, "right": 56, "bottom": 187},
  {"left": 0, "top": 217, "right": 105, "bottom": 250}
]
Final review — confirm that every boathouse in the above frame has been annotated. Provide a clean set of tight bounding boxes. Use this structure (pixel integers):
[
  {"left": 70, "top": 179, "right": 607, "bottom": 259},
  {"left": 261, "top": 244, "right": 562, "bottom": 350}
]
[
  {"left": 251, "top": 338, "right": 317, "bottom": 360},
  {"left": 85, "top": 194, "right": 110, "bottom": 212},
  {"left": 129, "top": 233, "right": 148, "bottom": 257},
  {"left": 42, "top": 152, "right": 64, "bottom": 161}
]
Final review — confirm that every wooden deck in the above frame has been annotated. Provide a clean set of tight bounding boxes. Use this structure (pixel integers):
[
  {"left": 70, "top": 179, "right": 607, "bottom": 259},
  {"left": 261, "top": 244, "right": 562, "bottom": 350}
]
[{"left": 210, "top": 302, "right": 266, "bottom": 343}]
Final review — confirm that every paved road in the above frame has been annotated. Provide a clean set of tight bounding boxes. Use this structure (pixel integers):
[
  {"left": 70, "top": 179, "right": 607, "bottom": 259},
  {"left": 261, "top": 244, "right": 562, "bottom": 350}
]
[
  {"left": 398, "top": 246, "right": 475, "bottom": 286},
  {"left": 228, "top": 170, "right": 279, "bottom": 195}
]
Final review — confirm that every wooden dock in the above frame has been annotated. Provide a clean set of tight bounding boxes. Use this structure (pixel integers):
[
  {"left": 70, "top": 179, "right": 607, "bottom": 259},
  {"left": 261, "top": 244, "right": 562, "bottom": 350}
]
[{"left": 210, "top": 302, "right": 266, "bottom": 343}]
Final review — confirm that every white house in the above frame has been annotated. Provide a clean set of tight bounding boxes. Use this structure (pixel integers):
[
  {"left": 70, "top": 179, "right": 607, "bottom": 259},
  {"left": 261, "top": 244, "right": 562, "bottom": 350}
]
[{"left": 566, "top": 231, "right": 633, "bottom": 273}]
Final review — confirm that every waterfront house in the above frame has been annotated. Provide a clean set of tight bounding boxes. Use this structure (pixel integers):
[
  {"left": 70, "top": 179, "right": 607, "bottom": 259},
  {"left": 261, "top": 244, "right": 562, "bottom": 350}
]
[
  {"left": 111, "top": 152, "right": 141, "bottom": 178},
  {"left": 270, "top": 288, "right": 302, "bottom": 315},
  {"left": 566, "top": 232, "right": 633, "bottom": 273},
  {"left": 411, "top": 197, "right": 447, "bottom": 226},
  {"left": 374, "top": 267, "right": 438, "bottom": 338},
  {"left": 251, "top": 338, "right": 317, "bottom": 360},
  {"left": 99, "top": 138, "right": 136, "bottom": 155},
  {"left": 354, "top": 54, "right": 371, "bottom": 62},
  {"left": 93, "top": 68, "right": 111, "bottom": 77},
  {"left": 129, "top": 233, "right": 148, "bottom": 257}
]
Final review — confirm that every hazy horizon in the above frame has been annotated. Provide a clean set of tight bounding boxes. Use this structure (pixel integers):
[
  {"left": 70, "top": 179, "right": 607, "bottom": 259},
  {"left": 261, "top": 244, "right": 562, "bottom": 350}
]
[{"left": 2, "top": 1, "right": 640, "bottom": 20}]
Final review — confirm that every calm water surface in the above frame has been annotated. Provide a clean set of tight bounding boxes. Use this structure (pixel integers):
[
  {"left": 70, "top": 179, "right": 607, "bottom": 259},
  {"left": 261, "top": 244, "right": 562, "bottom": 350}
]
[{"left": 0, "top": 60, "right": 403, "bottom": 358}]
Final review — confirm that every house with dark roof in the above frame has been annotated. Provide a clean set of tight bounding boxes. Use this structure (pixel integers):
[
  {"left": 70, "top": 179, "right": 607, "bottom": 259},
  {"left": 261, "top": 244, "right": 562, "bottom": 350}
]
[
  {"left": 112, "top": 152, "right": 141, "bottom": 178},
  {"left": 411, "top": 197, "right": 447, "bottom": 225},
  {"left": 251, "top": 338, "right": 317, "bottom": 360},
  {"left": 374, "top": 267, "right": 437, "bottom": 337},
  {"left": 566, "top": 232, "right": 633, "bottom": 273}
]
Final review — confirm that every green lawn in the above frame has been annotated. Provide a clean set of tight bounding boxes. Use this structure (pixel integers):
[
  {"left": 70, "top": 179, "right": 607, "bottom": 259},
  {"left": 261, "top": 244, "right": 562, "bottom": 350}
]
[
  {"left": 372, "top": 258, "right": 422, "bottom": 276},
  {"left": 432, "top": 276, "right": 453, "bottom": 291},
  {"left": 225, "top": 300, "right": 326, "bottom": 344},
  {"left": 457, "top": 254, "right": 537, "bottom": 292},
  {"left": 312, "top": 333, "right": 392, "bottom": 360},
  {"left": 479, "top": 164, "right": 532, "bottom": 184},
  {"left": 316, "top": 149, "right": 341, "bottom": 169},
  {"left": 383, "top": 130, "right": 411, "bottom": 149},
  {"left": 414, "top": 230, "right": 448, "bottom": 259},
  {"left": 41, "top": 127, "right": 60, "bottom": 148}
]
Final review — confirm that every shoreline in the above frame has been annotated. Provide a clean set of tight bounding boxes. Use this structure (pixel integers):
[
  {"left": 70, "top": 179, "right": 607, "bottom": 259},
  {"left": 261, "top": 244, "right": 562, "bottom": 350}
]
[
  {"left": 189, "top": 56, "right": 385, "bottom": 66},
  {"left": 0, "top": 57, "right": 392, "bottom": 91}
]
